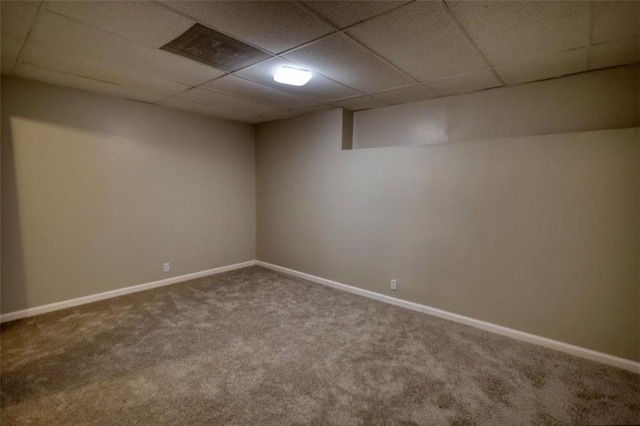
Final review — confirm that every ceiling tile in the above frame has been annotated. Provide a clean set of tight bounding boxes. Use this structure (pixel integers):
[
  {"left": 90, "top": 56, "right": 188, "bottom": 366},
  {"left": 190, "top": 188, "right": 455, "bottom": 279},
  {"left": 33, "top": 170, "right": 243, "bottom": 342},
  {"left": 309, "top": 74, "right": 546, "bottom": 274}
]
[
  {"left": 157, "top": 97, "right": 224, "bottom": 118},
  {"left": 255, "top": 107, "right": 326, "bottom": 123},
  {"left": 22, "top": 41, "right": 190, "bottom": 99},
  {"left": 427, "top": 70, "right": 502, "bottom": 96},
  {"left": 301, "top": 1, "right": 409, "bottom": 29},
  {"left": 371, "top": 84, "right": 439, "bottom": 105},
  {"left": 1, "top": 33, "right": 25, "bottom": 59},
  {"left": 156, "top": 98, "right": 282, "bottom": 124},
  {"left": 330, "top": 95, "right": 387, "bottom": 111},
  {"left": 288, "top": 103, "right": 335, "bottom": 116},
  {"left": 263, "top": 103, "right": 340, "bottom": 122},
  {"left": 448, "top": 1, "right": 589, "bottom": 66},
  {"left": 46, "top": 0, "right": 195, "bottom": 48},
  {"left": 283, "top": 33, "right": 414, "bottom": 93},
  {"left": 347, "top": 1, "right": 487, "bottom": 82},
  {"left": 235, "top": 57, "right": 359, "bottom": 102},
  {"left": 161, "top": 1, "right": 333, "bottom": 54},
  {"left": 14, "top": 62, "right": 170, "bottom": 103},
  {"left": 592, "top": 1, "right": 639, "bottom": 44},
  {"left": 200, "top": 74, "right": 315, "bottom": 109},
  {"left": 1, "top": 0, "right": 39, "bottom": 37},
  {"left": 30, "top": 11, "right": 224, "bottom": 85},
  {"left": 160, "top": 23, "right": 270, "bottom": 72},
  {"left": 2, "top": 56, "right": 16, "bottom": 75},
  {"left": 173, "top": 87, "right": 285, "bottom": 122},
  {"left": 591, "top": 37, "right": 640, "bottom": 70},
  {"left": 495, "top": 48, "right": 588, "bottom": 85}
]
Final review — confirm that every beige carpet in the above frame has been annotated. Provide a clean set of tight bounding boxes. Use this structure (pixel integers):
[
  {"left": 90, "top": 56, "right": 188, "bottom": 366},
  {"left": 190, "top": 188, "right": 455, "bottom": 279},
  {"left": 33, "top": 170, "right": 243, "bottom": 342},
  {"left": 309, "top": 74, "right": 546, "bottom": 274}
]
[{"left": 1, "top": 266, "right": 639, "bottom": 425}]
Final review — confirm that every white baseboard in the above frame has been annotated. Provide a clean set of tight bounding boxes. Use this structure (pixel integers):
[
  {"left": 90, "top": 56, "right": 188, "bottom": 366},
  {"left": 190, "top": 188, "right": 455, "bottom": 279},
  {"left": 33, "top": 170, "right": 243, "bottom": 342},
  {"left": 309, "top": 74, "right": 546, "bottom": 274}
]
[
  {"left": 256, "top": 260, "right": 640, "bottom": 374},
  {"left": 0, "top": 260, "right": 256, "bottom": 323},
  {"left": 3, "top": 259, "right": 638, "bottom": 374}
]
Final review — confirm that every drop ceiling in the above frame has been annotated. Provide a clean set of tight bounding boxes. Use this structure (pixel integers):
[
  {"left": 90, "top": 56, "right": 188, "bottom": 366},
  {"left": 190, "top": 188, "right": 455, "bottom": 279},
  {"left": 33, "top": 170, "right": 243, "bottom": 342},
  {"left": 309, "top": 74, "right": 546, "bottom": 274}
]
[{"left": 1, "top": 0, "right": 638, "bottom": 124}]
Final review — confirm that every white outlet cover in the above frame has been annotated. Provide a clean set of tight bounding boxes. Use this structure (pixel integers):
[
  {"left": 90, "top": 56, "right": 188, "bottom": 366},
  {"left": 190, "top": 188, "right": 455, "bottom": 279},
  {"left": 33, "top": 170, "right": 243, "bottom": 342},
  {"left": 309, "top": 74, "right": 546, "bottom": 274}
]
[{"left": 163, "top": 262, "right": 170, "bottom": 272}]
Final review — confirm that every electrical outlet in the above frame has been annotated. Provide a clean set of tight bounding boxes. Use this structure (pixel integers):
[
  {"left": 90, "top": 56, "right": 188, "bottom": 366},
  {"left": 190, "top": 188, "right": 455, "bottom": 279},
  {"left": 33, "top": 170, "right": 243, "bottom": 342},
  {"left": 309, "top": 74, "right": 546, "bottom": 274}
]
[
  {"left": 390, "top": 279, "right": 397, "bottom": 291},
  {"left": 163, "top": 262, "right": 170, "bottom": 272}
]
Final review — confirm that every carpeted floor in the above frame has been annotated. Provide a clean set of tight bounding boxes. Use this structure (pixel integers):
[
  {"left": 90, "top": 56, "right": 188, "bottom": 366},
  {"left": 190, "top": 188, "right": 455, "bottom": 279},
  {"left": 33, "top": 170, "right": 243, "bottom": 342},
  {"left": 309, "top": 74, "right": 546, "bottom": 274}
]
[{"left": 1, "top": 266, "right": 639, "bottom": 425}]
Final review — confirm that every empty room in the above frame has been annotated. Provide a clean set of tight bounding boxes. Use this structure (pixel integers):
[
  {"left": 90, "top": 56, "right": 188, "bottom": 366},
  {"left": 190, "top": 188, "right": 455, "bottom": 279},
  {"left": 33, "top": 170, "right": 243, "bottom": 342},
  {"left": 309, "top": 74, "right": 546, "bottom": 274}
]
[{"left": 1, "top": 0, "right": 639, "bottom": 424}]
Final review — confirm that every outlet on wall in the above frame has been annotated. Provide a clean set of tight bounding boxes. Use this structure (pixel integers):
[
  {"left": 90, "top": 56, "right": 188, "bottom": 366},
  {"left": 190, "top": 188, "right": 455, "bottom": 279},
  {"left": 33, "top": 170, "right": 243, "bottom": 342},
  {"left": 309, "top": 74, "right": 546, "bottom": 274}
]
[
  {"left": 390, "top": 279, "right": 397, "bottom": 291},
  {"left": 163, "top": 262, "right": 170, "bottom": 272}
]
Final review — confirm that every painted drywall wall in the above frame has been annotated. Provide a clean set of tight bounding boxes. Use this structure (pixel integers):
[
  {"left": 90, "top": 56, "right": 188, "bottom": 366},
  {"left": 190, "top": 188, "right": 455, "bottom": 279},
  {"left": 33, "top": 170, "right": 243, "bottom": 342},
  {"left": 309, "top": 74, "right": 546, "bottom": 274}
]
[
  {"left": 354, "top": 65, "right": 639, "bottom": 149},
  {"left": 256, "top": 108, "right": 639, "bottom": 361},
  {"left": 1, "top": 77, "right": 256, "bottom": 314}
]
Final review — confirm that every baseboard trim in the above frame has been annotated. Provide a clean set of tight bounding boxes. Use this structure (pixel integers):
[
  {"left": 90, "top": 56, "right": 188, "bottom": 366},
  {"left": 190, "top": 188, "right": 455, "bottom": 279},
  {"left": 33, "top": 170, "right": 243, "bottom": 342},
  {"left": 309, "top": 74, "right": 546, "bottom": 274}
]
[
  {"left": 256, "top": 260, "right": 640, "bottom": 374},
  {"left": 0, "top": 260, "right": 257, "bottom": 323}
]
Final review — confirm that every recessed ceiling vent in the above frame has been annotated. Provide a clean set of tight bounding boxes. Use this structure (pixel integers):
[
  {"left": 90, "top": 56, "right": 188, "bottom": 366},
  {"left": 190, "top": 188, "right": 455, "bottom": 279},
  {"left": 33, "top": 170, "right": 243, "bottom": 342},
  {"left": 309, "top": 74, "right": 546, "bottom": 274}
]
[{"left": 161, "top": 24, "right": 269, "bottom": 72}]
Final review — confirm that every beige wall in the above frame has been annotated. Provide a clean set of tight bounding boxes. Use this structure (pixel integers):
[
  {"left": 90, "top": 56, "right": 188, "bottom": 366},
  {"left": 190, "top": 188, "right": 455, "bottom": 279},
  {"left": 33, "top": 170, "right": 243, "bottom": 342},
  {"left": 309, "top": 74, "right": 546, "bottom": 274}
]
[
  {"left": 1, "top": 77, "right": 256, "bottom": 313},
  {"left": 3, "top": 68, "right": 639, "bottom": 362},
  {"left": 256, "top": 109, "right": 639, "bottom": 361},
  {"left": 354, "top": 65, "right": 639, "bottom": 149}
]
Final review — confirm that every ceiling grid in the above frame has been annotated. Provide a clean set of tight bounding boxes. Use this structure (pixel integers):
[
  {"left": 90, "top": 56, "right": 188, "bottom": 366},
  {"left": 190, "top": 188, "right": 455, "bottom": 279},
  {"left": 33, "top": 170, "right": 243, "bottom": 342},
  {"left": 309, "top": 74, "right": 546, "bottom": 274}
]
[{"left": 0, "top": 0, "right": 637, "bottom": 123}]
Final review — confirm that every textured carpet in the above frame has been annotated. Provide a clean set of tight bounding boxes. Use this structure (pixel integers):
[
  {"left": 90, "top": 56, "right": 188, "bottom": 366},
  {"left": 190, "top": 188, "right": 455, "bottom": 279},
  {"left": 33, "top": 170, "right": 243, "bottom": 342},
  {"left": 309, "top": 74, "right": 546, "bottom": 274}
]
[{"left": 1, "top": 266, "right": 639, "bottom": 425}]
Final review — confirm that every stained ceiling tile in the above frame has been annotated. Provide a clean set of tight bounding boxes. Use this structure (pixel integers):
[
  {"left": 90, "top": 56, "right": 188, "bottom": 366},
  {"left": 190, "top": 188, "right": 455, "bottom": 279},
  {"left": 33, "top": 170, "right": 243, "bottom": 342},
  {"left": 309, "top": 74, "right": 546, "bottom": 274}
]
[
  {"left": 330, "top": 95, "right": 387, "bottom": 111},
  {"left": 283, "top": 33, "right": 414, "bottom": 93},
  {"left": 14, "top": 62, "right": 171, "bottom": 103},
  {"left": 1, "top": 0, "right": 39, "bottom": 37},
  {"left": 448, "top": 1, "right": 589, "bottom": 66},
  {"left": 46, "top": 0, "right": 195, "bottom": 48},
  {"left": 301, "top": 1, "right": 408, "bottom": 29},
  {"left": 1, "top": 33, "right": 25, "bottom": 59},
  {"left": 427, "top": 70, "right": 502, "bottom": 96},
  {"left": 235, "top": 57, "right": 359, "bottom": 102},
  {"left": 161, "top": 1, "right": 333, "bottom": 54},
  {"left": 347, "top": 1, "right": 487, "bottom": 82},
  {"left": 161, "top": 24, "right": 270, "bottom": 72},
  {"left": 495, "top": 48, "right": 588, "bottom": 85},
  {"left": 592, "top": 1, "right": 640, "bottom": 44},
  {"left": 371, "top": 84, "right": 439, "bottom": 105},
  {"left": 2, "top": 56, "right": 16, "bottom": 75},
  {"left": 168, "top": 88, "right": 286, "bottom": 123},
  {"left": 591, "top": 37, "right": 640, "bottom": 70},
  {"left": 30, "top": 11, "right": 225, "bottom": 85},
  {"left": 201, "top": 75, "right": 315, "bottom": 109},
  {"left": 22, "top": 41, "right": 190, "bottom": 99}
]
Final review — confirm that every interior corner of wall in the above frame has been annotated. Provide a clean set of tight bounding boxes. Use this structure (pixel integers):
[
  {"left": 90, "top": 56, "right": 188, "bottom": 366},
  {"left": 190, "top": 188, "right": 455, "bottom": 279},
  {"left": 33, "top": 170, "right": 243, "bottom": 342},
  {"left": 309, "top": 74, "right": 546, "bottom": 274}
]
[{"left": 342, "top": 109, "right": 353, "bottom": 151}]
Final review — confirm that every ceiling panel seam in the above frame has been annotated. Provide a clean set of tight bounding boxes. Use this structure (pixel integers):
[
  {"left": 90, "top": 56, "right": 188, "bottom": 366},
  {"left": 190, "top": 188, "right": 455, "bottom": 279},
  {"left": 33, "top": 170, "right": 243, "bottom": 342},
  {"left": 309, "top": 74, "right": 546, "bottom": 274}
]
[
  {"left": 441, "top": 0, "right": 506, "bottom": 86},
  {"left": 163, "top": 91, "right": 288, "bottom": 114},
  {"left": 154, "top": 1, "right": 276, "bottom": 58},
  {"left": 586, "top": 1, "right": 595, "bottom": 69},
  {"left": 12, "top": 0, "right": 46, "bottom": 77},
  {"left": 31, "top": 8, "right": 225, "bottom": 87},
  {"left": 284, "top": 0, "right": 423, "bottom": 86},
  {"left": 153, "top": 61, "right": 333, "bottom": 107},
  {"left": 292, "top": 0, "right": 416, "bottom": 34},
  {"left": 232, "top": 58, "right": 369, "bottom": 100},
  {"left": 214, "top": 74, "right": 328, "bottom": 106},
  {"left": 154, "top": 0, "right": 425, "bottom": 100},
  {"left": 191, "top": 84, "right": 318, "bottom": 111},
  {"left": 20, "top": 61, "right": 131, "bottom": 89},
  {"left": 21, "top": 42, "right": 213, "bottom": 96},
  {"left": 151, "top": 2, "right": 370, "bottom": 105}
]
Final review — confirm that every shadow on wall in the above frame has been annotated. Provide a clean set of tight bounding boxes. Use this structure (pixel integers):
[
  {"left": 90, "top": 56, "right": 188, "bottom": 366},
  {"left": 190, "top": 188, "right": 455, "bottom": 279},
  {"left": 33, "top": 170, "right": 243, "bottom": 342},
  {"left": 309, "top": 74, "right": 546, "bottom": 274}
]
[
  {"left": 0, "top": 77, "right": 256, "bottom": 315},
  {"left": 1, "top": 120, "right": 27, "bottom": 314}
]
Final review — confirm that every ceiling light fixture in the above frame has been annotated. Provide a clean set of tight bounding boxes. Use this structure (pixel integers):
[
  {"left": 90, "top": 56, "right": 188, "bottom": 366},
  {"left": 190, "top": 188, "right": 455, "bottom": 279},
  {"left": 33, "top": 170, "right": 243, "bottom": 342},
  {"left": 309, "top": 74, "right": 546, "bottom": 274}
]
[{"left": 273, "top": 66, "right": 312, "bottom": 86}]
